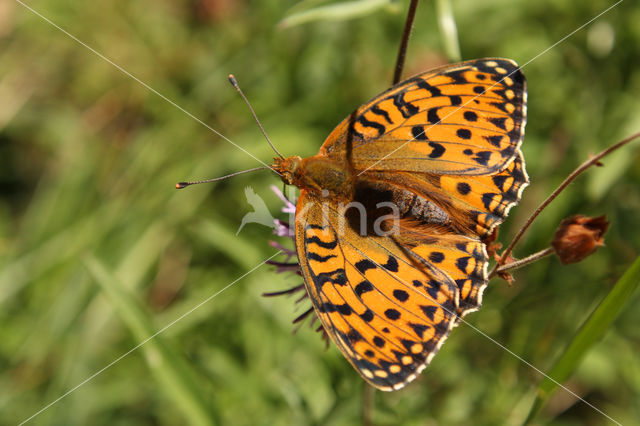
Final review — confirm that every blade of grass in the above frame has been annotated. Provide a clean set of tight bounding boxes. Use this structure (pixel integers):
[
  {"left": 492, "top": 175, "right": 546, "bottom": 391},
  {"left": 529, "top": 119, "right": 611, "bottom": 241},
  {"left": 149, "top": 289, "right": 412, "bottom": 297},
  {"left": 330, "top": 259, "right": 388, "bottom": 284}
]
[
  {"left": 190, "top": 217, "right": 264, "bottom": 269},
  {"left": 80, "top": 221, "right": 176, "bottom": 355},
  {"left": 84, "top": 255, "right": 217, "bottom": 426},
  {"left": 525, "top": 255, "right": 640, "bottom": 424},
  {"left": 435, "top": 0, "right": 461, "bottom": 62},
  {"left": 279, "top": 0, "right": 395, "bottom": 28}
]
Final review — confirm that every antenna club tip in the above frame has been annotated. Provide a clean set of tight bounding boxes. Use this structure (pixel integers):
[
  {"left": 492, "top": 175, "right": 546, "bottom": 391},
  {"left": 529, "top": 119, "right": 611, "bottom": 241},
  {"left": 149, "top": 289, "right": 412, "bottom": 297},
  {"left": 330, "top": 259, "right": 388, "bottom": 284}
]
[
  {"left": 176, "top": 182, "right": 189, "bottom": 189},
  {"left": 228, "top": 74, "right": 238, "bottom": 86}
]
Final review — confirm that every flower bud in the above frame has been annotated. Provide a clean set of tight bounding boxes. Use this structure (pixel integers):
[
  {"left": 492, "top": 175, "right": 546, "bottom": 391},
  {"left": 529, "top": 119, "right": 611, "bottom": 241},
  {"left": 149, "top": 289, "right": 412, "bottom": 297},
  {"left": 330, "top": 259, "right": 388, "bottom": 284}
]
[{"left": 551, "top": 215, "right": 609, "bottom": 264}]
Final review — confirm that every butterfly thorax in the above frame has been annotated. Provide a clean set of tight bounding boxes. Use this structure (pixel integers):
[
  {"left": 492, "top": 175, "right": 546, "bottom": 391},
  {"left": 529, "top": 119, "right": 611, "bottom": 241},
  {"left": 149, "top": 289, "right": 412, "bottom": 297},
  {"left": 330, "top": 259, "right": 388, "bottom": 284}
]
[
  {"left": 273, "top": 156, "right": 455, "bottom": 230},
  {"left": 272, "top": 155, "right": 353, "bottom": 198}
]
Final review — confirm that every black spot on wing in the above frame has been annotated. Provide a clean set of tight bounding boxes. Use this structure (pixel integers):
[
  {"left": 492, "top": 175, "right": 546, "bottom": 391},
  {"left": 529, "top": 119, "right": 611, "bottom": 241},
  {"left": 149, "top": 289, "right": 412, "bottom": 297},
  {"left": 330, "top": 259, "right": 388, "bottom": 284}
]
[
  {"left": 360, "top": 309, "right": 374, "bottom": 322},
  {"left": 385, "top": 309, "right": 401, "bottom": 320},
  {"left": 492, "top": 89, "right": 506, "bottom": 99},
  {"left": 400, "top": 339, "right": 420, "bottom": 353},
  {"left": 481, "top": 193, "right": 496, "bottom": 211},
  {"left": 510, "top": 108, "right": 524, "bottom": 122},
  {"left": 382, "top": 256, "right": 399, "bottom": 272},
  {"left": 510, "top": 160, "right": 527, "bottom": 182},
  {"left": 393, "top": 92, "right": 420, "bottom": 118},
  {"left": 347, "top": 329, "right": 363, "bottom": 342},
  {"left": 320, "top": 302, "right": 352, "bottom": 315},
  {"left": 421, "top": 305, "right": 438, "bottom": 321},
  {"left": 456, "top": 257, "right": 469, "bottom": 273},
  {"left": 428, "top": 142, "right": 445, "bottom": 159},
  {"left": 427, "top": 283, "right": 440, "bottom": 301},
  {"left": 492, "top": 175, "right": 508, "bottom": 191},
  {"left": 426, "top": 280, "right": 441, "bottom": 300},
  {"left": 463, "top": 111, "right": 478, "bottom": 122},
  {"left": 373, "top": 336, "right": 385, "bottom": 347},
  {"left": 490, "top": 102, "right": 509, "bottom": 113},
  {"left": 501, "top": 190, "right": 517, "bottom": 203},
  {"left": 314, "top": 269, "right": 347, "bottom": 288},
  {"left": 472, "top": 151, "right": 492, "bottom": 166},
  {"left": 355, "top": 259, "right": 376, "bottom": 273},
  {"left": 415, "top": 79, "right": 442, "bottom": 97},
  {"left": 308, "top": 252, "right": 337, "bottom": 262},
  {"left": 445, "top": 69, "right": 469, "bottom": 84},
  {"left": 370, "top": 104, "right": 392, "bottom": 124},
  {"left": 457, "top": 128, "right": 472, "bottom": 140},
  {"left": 433, "top": 317, "right": 452, "bottom": 335},
  {"left": 357, "top": 115, "right": 386, "bottom": 137},
  {"left": 489, "top": 117, "right": 507, "bottom": 131},
  {"left": 411, "top": 126, "right": 429, "bottom": 140},
  {"left": 484, "top": 135, "right": 503, "bottom": 148},
  {"left": 409, "top": 323, "right": 430, "bottom": 338},
  {"left": 427, "top": 107, "right": 440, "bottom": 124},
  {"left": 393, "top": 289, "right": 409, "bottom": 302},
  {"left": 428, "top": 252, "right": 445, "bottom": 263},
  {"left": 457, "top": 182, "right": 471, "bottom": 195},
  {"left": 306, "top": 236, "right": 338, "bottom": 249},
  {"left": 355, "top": 280, "right": 374, "bottom": 296}
]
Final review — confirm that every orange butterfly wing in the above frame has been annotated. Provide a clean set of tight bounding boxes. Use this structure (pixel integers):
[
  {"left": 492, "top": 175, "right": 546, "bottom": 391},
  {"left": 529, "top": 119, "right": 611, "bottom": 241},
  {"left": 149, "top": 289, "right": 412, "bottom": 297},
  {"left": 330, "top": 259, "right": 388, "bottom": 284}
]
[
  {"left": 289, "top": 58, "right": 528, "bottom": 390},
  {"left": 322, "top": 58, "right": 528, "bottom": 238},
  {"left": 320, "top": 58, "right": 526, "bottom": 176},
  {"left": 295, "top": 192, "right": 489, "bottom": 390},
  {"left": 368, "top": 149, "right": 528, "bottom": 239}
]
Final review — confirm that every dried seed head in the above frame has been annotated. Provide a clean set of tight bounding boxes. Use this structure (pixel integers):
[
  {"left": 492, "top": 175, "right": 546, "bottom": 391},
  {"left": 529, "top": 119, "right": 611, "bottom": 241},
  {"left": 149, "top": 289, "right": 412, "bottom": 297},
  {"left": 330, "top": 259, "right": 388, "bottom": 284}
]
[{"left": 551, "top": 215, "right": 609, "bottom": 264}]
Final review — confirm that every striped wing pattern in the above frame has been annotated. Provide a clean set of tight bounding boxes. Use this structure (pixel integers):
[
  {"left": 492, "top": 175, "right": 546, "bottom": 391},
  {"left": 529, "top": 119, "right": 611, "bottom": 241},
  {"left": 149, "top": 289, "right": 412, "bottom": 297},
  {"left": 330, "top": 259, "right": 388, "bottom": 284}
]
[
  {"left": 320, "top": 58, "right": 526, "bottom": 175},
  {"left": 286, "top": 58, "right": 528, "bottom": 390},
  {"left": 295, "top": 192, "right": 489, "bottom": 390}
]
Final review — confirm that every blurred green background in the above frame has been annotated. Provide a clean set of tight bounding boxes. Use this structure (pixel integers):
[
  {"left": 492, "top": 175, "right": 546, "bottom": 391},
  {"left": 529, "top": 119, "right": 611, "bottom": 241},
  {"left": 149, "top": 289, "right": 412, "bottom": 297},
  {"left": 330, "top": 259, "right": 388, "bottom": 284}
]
[{"left": 1, "top": 0, "right": 639, "bottom": 424}]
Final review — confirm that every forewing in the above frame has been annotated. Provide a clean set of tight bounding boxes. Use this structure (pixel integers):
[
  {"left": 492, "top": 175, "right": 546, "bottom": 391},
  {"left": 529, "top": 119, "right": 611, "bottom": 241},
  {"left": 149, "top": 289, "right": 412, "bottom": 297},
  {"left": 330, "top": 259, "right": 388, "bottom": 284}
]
[
  {"left": 320, "top": 58, "right": 526, "bottom": 175},
  {"left": 294, "top": 192, "right": 489, "bottom": 390}
]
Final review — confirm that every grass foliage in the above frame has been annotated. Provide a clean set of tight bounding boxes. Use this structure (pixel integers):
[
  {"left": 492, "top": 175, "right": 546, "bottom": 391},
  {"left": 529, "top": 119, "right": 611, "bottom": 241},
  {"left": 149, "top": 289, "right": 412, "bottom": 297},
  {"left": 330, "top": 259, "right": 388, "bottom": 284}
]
[{"left": 1, "top": 0, "right": 639, "bottom": 424}]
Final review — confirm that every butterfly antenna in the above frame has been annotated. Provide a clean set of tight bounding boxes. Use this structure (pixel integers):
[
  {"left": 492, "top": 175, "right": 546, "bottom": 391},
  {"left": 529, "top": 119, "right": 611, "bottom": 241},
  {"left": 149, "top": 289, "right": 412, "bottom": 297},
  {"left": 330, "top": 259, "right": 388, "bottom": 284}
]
[
  {"left": 176, "top": 166, "right": 271, "bottom": 189},
  {"left": 228, "top": 74, "right": 285, "bottom": 160}
]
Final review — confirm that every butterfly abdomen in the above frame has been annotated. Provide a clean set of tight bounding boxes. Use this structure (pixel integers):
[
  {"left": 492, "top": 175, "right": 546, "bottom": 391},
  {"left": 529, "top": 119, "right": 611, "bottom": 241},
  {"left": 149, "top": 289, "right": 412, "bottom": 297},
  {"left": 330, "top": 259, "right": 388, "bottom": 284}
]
[{"left": 393, "top": 190, "right": 450, "bottom": 226}]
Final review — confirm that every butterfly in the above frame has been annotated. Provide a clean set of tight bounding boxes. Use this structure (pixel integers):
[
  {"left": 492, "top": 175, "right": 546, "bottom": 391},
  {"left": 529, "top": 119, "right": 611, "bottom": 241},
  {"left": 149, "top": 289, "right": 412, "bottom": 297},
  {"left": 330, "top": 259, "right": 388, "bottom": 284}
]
[{"left": 272, "top": 58, "right": 528, "bottom": 391}]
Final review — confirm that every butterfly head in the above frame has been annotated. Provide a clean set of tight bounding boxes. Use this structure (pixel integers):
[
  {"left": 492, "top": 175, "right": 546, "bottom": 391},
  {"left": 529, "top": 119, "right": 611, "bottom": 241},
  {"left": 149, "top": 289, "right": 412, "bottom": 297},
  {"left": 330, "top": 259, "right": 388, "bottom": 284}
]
[
  {"left": 272, "top": 156, "right": 303, "bottom": 186},
  {"left": 273, "top": 155, "right": 351, "bottom": 197}
]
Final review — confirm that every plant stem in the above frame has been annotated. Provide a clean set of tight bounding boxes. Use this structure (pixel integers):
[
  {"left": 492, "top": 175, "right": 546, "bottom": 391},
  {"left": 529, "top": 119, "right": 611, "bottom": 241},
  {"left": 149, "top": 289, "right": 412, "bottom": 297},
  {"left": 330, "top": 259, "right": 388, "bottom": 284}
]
[
  {"left": 491, "top": 247, "right": 554, "bottom": 278},
  {"left": 362, "top": 383, "right": 374, "bottom": 426},
  {"left": 392, "top": 0, "right": 419, "bottom": 85}
]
